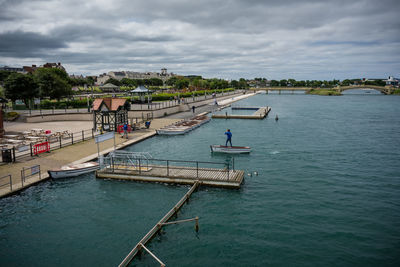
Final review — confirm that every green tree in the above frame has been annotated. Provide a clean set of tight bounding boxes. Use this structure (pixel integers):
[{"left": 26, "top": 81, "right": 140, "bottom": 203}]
[
  {"left": 175, "top": 78, "right": 189, "bottom": 89},
  {"left": 104, "top": 78, "right": 122, "bottom": 86},
  {"left": 0, "top": 70, "right": 12, "bottom": 86},
  {"left": 34, "top": 68, "right": 72, "bottom": 100},
  {"left": 4, "top": 73, "right": 39, "bottom": 106},
  {"left": 279, "top": 79, "right": 287, "bottom": 86},
  {"left": 121, "top": 78, "right": 137, "bottom": 87},
  {"left": 166, "top": 76, "right": 179, "bottom": 86}
]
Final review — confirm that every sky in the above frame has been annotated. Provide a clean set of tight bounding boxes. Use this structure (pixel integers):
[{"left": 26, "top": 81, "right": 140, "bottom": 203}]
[{"left": 0, "top": 0, "right": 399, "bottom": 80}]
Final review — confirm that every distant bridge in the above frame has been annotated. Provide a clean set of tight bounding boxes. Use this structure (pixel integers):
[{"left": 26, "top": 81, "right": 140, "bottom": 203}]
[{"left": 252, "top": 85, "right": 392, "bottom": 94}]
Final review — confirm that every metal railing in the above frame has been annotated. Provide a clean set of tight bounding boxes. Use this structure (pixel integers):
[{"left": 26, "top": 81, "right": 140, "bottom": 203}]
[
  {"left": 101, "top": 152, "right": 235, "bottom": 181},
  {"left": 21, "top": 165, "right": 41, "bottom": 186},
  {"left": 0, "top": 174, "right": 12, "bottom": 191},
  {"left": 2, "top": 128, "right": 101, "bottom": 162}
]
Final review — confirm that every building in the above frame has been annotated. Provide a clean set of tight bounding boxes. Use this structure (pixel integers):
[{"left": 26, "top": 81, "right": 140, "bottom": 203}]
[
  {"left": 385, "top": 76, "right": 400, "bottom": 87},
  {"left": 42, "top": 62, "right": 66, "bottom": 72},
  {"left": 92, "top": 98, "right": 129, "bottom": 132},
  {"left": 95, "top": 68, "right": 176, "bottom": 85},
  {"left": 0, "top": 66, "right": 25, "bottom": 73}
]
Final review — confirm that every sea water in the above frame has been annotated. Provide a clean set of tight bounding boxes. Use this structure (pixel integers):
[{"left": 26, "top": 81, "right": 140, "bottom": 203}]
[{"left": 1, "top": 90, "right": 399, "bottom": 266}]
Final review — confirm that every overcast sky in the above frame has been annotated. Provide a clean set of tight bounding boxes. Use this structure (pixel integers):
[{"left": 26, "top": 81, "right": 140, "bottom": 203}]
[{"left": 0, "top": 0, "right": 399, "bottom": 80}]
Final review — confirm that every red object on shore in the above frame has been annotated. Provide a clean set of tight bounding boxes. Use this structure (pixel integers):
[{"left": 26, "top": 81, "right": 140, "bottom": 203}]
[
  {"left": 33, "top": 142, "right": 50, "bottom": 155},
  {"left": 117, "top": 125, "right": 132, "bottom": 133}
]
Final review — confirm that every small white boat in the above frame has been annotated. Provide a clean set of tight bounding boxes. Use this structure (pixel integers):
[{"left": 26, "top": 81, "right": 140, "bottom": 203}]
[
  {"left": 210, "top": 145, "right": 251, "bottom": 154},
  {"left": 48, "top": 162, "right": 99, "bottom": 178}
]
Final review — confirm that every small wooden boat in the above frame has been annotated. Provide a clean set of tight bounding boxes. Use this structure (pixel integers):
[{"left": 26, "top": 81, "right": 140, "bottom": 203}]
[
  {"left": 210, "top": 145, "right": 251, "bottom": 154},
  {"left": 48, "top": 162, "right": 99, "bottom": 179}
]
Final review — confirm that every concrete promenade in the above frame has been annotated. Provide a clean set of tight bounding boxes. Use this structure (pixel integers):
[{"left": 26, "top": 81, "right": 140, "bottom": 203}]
[{"left": 0, "top": 91, "right": 257, "bottom": 198}]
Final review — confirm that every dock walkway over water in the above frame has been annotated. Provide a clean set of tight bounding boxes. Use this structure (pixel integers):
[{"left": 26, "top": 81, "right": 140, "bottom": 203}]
[
  {"left": 96, "top": 151, "right": 244, "bottom": 188},
  {"left": 212, "top": 106, "right": 271, "bottom": 119}
]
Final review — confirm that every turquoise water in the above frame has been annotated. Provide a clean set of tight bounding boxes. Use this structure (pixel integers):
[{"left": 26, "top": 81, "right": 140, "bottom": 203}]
[{"left": 1, "top": 91, "right": 400, "bottom": 266}]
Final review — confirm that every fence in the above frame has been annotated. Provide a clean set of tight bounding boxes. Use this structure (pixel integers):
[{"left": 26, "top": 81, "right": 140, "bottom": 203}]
[
  {"left": 9, "top": 90, "right": 238, "bottom": 116},
  {"left": 21, "top": 165, "right": 41, "bottom": 186},
  {"left": 101, "top": 151, "right": 235, "bottom": 181},
  {"left": 0, "top": 174, "right": 12, "bottom": 191},
  {"left": 3, "top": 128, "right": 100, "bottom": 162},
  {"left": 0, "top": 165, "right": 42, "bottom": 194}
]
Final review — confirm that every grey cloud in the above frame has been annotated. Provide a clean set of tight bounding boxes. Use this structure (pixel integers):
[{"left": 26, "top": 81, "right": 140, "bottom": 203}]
[
  {"left": 0, "top": 31, "right": 66, "bottom": 57},
  {"left": 0, "top": 0, "right": 399, "bottom": 80}
]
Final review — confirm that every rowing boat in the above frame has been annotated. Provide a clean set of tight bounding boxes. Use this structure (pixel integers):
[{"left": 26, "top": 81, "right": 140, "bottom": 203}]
[{"left": 48, "top": 162, "right": 99, "bottom": 179}]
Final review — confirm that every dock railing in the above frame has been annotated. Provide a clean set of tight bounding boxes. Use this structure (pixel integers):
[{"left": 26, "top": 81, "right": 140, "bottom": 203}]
[
  {"left": 0, "top": 174, "right": 12, "bottom": 191},
  {"left": 21, "top": 165, "right": 41, "bottom": 186},
  {"left": 101, "top": 152, "right": 235, "bottom": 181}
]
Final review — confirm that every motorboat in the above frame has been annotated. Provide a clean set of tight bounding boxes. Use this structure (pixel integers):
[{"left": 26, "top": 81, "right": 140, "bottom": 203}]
[
  {"left": 48, "top": 162, "right": 99, "bottom": 178},
  {"left": 210, "top": 145, "right": 251, "bottom": 154}
]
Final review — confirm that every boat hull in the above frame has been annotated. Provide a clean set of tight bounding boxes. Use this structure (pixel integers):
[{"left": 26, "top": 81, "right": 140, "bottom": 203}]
[
  {"left": 210, "top": 145, "right": 251, "bottom": 154},
  {"left": 48, "top": 162, "right": 99, "bottom": 179}
]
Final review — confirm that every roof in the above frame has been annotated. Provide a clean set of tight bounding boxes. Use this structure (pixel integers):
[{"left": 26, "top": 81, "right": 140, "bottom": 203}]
[
  {"left": 92, "top": 98, "right": 127, "bottom": 111},
  {"left": 130, "top": 85, "right": 151, "bottom": 93},
  {"left": 100, "top": 83, "right": 119, "bottom": 88}
]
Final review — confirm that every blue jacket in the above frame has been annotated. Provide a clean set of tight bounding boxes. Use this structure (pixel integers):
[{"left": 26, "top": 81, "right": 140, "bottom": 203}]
[
  {"left": 225, "top": 131, "right": 232, "bottom": 139},
  {"left": 123, "top": 124, "right": 128, "bottom": 130}
]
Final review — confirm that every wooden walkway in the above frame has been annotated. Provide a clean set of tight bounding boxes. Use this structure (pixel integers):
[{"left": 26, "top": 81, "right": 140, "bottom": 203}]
[
  {"left": 212, "top": 106, "right": 271, "bottom": 119},
  {"left": 96, "top": 164, "right": 244, "bottom": 188}
]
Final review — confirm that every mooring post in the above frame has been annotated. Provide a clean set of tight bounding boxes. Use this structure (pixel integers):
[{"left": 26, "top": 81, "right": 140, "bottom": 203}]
[{"left": 195, "top": 216, "right": 199, "bottom": 232}]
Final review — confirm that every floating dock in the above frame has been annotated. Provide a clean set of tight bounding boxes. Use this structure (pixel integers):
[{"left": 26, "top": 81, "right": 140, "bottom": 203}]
[
  {"left": 96, "top": 151, "right": 244, "bottom": 188},
  {"left": 212, "top": 106, "right": 271, "bottom": 119}
]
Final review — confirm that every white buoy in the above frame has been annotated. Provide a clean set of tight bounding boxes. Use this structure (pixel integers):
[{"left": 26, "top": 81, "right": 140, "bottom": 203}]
[{"left": 254, "top": 171, "right": 258, "bottom": 176}]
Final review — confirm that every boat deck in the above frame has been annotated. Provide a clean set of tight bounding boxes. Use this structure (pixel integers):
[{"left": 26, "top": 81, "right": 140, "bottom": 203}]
[{"left": 96, "top": 164, "right": 244, "bottom": 188}]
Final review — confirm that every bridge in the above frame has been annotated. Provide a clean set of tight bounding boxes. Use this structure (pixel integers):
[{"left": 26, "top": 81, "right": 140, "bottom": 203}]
[{"left": 251, "top": 85, "right": 392, "bottom": 94}]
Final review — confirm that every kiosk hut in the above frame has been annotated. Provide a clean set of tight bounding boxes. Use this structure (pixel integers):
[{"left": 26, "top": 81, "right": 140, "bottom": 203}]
[
  {"left": 100, "top": 83, "right": 120, "bottom": 93},
  {"left": 130, "top": 85, "right": 152, "bottom": 104},
  {"left": 92, "top": 98, "right": 129, "bottom": 132}
]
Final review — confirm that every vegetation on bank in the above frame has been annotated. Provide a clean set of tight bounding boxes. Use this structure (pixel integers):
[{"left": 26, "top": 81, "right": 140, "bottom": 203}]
[
  {"left": 392, "top": 89, "right": 400, "bottom": 95},
  {"left": 306, "top": 89, "right": 342, "bottom": 96}
]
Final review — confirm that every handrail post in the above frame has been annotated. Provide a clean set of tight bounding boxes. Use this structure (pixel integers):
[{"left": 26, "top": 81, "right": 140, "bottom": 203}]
[
  {"left": 167, "top": 160, "right": 169, "bottom": 176},
  {"left": 227, "top": 163, "right": 230, "bottom": 180},
  {"left": 82, "top": 130, "right": 84, "bottom": 141},
  {"left": 9, "top": 175, "right": 12, "bottom": 191},
  {"left": 139, "top": 158, "right": 141, "bottom": 174},
  {"left": 21, "top": 168, "right": 24, "bottom": 186},
  {"left": 196, "top": 161, "right": 199, "bottom": 178}
]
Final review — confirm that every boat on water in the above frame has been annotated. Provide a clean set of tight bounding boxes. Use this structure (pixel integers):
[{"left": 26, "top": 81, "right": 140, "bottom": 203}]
[
  {"left": 157, "top": 114, "right": 210, "bottom": 135},
  {"left": 210, "top": 145, "right": 251, "bottom": 154},
  {"left": 48, "top": 162, "right": 99, "bottom": 178}
]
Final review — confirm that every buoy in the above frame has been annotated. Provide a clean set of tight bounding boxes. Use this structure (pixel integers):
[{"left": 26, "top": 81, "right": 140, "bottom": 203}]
[
  {"left": 275, "top": 115, "right": 279, "bottom": 121},
  {"left": 247, "top": 173, "right": 252, "bottom": 177},
  {"left": 254, "top": 171, "right": 258, "bottom": 176}
]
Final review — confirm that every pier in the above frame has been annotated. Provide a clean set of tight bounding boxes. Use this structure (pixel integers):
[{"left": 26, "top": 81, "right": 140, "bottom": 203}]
[
  {"left": 212, "top": 106, "right": 271, "bottom": 119},
  {"left": 96, "top": 151, "right": 244, "bottom": 188}
]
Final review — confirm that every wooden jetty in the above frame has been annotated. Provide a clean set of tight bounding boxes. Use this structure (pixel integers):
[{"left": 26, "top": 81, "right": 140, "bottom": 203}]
[
  {"left": 212, "top": 106, "right": 271, "bottom": 119},
  {"left": 119, "top": 182, "right": 200, "bottom": 267},
  {"left": 96, "top": 151, "right": 244, "bottom": 188}
]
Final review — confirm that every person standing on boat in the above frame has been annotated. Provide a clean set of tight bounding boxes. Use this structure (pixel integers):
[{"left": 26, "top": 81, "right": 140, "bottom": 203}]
[{"left": 225, "top": 129, "right": 232, "bottom": 147}]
